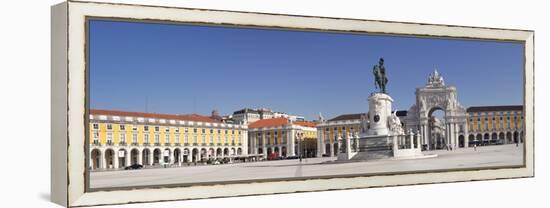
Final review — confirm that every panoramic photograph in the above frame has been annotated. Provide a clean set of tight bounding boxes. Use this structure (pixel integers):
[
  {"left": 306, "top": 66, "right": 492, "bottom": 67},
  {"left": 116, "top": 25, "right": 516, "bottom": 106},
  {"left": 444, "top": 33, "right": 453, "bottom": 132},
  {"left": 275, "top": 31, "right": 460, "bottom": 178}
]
[{"left": 87, "top": 19, "right": 524, "bottom": 189}]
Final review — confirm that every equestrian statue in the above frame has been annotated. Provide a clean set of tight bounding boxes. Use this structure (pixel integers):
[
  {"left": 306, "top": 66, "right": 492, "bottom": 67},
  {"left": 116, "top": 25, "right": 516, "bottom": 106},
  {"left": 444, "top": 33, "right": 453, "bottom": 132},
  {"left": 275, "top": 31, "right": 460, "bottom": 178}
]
[{"left": 372, "top": 58, "right": 388, "bottom": 94}]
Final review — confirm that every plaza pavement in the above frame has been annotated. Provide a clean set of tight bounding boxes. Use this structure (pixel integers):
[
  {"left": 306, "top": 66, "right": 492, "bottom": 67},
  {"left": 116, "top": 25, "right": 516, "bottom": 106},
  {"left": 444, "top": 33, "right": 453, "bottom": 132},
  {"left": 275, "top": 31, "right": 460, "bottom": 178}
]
[{"left": 90, "top": 144, "right": 524, "bottom": 189}]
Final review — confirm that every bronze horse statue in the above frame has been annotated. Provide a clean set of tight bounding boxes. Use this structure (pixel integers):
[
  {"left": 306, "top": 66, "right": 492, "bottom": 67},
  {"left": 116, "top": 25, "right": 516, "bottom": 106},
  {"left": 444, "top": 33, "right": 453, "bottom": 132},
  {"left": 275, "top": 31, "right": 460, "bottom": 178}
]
[{"left": 373, "top": 58, "right": 388, "bottom": 93}]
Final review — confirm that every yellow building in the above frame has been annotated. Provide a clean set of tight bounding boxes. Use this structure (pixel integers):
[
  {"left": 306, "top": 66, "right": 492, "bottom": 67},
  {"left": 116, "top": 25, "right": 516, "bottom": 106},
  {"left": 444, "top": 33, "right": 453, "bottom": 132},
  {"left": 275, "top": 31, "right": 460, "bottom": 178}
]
[
  {"left": 465, "top": 105, "right": 523, "bottom": 145},
  {"left": 89, "top": 109, "right": 248, "bottom": 170},
  {"left": 316, "top": 113, "right": 362, "bottom": 157},
  {"left": 248, "top": 118, "right": 318, "bottom": 159}
]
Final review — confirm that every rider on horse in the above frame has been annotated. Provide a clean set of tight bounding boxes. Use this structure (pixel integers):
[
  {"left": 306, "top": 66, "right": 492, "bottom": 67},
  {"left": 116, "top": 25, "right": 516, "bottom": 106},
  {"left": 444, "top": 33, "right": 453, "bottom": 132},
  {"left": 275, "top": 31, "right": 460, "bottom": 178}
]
[{"left": 373, "top": 58, "right": 388, "bottom": 93}]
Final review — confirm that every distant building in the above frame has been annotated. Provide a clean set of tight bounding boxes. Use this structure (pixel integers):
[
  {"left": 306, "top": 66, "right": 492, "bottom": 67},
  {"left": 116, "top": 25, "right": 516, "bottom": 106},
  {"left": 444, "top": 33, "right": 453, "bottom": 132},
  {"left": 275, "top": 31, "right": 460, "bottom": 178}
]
[
  {"left": 273, "top": 112, "right": 305, "bottom": 121},
  {"left": 316, "top": 111, "right": 407, "bottom": 157},
  {"left": 248, "top": 118, "right": 317, "bottom": 159},
  {"left": 232, "top": 108, "right": 273, "bottom": 124},
  {"left": 466, "top": 105, "right": 523, "bottom": 145},
  {"left": 429, "top": 117, "right": 446, "bottom": 149},
  {"left": 88, "top": 109, "right": 247, "bottom": 170},
  {"left": 232, "top": 107, "right": 304, "bottom": 124}
]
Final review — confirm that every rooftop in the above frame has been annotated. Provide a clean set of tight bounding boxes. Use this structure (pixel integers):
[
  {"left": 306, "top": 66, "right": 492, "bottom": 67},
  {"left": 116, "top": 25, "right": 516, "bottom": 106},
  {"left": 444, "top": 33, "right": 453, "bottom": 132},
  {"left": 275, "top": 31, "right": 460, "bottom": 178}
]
[
  {"left": 328, "top": 113, "right": 364, "bottom": 122},
  {"left": 89, "top": 109, "right": 220, "bottom": 123},
  {"left": 248, "top": 117, "right": 317, "bottom": 129},
  {"left": 467, "top": 105, "right": 523, "bottom": 112}
]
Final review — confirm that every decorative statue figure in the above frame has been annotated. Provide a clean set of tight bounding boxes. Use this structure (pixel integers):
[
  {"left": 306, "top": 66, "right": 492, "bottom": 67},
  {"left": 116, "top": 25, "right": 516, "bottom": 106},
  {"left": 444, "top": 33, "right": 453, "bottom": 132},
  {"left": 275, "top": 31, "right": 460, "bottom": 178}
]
[
  {"left": 388, "top": 111, "right": 404, "bottom": 135},
  {"left": 373, "top": 58, "right": 389, "bottom": 93},
  {"left": 318, "top": 112, "right": 325, "bottom": 123},
  {"left": 360, "top": 113, "right": 369, "bottom": 133}
]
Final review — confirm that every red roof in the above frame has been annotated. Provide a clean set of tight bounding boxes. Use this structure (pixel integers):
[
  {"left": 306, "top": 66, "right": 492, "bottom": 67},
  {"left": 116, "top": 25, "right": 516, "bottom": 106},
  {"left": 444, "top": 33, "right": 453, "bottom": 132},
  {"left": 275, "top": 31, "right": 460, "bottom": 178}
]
[
  {"left": 294, "top": 121, "right": 317, "bottom": 128},
  {"left": 248, "top": 118, "right": 317, "bottom": 128},
  {"left": 248, "top": 117, "right": 289, "bottom": 128},
  {"left": 89, "top": 109, "right": 219, "bottom": 123}
]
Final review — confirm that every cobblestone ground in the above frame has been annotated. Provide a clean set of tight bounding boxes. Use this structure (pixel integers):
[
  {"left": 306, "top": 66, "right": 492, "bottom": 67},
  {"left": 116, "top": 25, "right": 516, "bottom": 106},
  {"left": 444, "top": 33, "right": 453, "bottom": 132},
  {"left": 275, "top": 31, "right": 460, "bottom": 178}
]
[{"left": 90, "top": 144, "right": 524, "bottom": 189}]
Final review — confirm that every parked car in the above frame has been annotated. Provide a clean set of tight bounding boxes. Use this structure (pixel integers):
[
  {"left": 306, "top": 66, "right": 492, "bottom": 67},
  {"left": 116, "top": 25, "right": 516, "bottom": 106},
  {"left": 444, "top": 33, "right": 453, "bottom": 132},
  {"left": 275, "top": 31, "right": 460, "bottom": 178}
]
[
  {"left": 285, "top": 156, "right": 299, "bottom": 160},
  {"left": 124, "top": 164, "right": 143, "bottom": 170}
]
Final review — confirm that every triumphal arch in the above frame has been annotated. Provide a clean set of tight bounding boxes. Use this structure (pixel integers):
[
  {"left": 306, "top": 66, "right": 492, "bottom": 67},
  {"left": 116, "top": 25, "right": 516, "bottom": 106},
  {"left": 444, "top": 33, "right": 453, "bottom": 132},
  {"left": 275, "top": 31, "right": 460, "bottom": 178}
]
[{"left": 405, "top": 70, "right": 469, "bottom": 150}]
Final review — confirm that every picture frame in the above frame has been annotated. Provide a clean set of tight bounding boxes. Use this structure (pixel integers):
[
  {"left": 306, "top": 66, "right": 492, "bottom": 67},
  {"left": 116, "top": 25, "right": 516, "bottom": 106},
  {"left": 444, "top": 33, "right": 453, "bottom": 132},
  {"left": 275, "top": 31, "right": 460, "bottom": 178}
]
[{"left": 51, "top": 0, "right": 534, "bottom": 207}]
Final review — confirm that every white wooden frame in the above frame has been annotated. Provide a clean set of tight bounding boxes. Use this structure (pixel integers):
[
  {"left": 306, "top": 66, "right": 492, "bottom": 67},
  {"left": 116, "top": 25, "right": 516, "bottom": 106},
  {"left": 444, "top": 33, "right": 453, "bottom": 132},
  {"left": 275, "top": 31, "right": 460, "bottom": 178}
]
[{"left": 51, "top": 0, "right": 534, "bottom": 207}]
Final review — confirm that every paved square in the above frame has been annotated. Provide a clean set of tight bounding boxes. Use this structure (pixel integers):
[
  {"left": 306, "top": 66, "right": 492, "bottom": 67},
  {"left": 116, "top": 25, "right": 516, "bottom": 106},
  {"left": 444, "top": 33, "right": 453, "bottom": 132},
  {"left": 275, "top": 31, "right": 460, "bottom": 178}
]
[{"left": 90, "top": 144, "right": 523, "bottom": 189}]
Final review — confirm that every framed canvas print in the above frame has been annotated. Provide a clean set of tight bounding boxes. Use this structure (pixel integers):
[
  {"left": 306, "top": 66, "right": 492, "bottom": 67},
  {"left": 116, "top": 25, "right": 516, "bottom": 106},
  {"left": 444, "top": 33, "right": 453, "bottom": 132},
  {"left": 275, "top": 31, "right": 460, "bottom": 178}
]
[{"left": 51, "top": 0, "right": 534, "bottom": 207}]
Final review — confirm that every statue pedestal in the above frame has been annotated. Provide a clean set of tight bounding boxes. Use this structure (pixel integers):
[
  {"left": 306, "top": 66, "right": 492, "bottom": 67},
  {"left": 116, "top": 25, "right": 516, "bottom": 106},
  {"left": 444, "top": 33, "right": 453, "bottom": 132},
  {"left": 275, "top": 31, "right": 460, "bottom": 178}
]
[
  {"left": 367, "top": 93, "right": 393, "bottom": 136},
  {"left": 336, "top": 92, "right": 434, "bottom": 161}
]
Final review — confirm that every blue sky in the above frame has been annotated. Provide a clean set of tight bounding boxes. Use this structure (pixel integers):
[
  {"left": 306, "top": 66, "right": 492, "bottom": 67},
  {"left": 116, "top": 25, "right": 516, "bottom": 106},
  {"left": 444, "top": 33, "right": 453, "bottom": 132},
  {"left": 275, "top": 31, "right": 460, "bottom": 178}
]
[{"left": 89, "top": 20, "right": 523, "bottom": 120}]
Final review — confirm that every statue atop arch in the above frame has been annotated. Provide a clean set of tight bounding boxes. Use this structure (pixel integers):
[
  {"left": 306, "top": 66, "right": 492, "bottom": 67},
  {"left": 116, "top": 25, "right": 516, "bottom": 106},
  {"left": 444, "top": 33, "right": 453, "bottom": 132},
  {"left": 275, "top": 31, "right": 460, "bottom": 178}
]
[
  {"left": 427, "top": 69, "right": 445, "bottom": 87},
  {"left": 373, "top": 58, "right": 388, "bottom": 94}
]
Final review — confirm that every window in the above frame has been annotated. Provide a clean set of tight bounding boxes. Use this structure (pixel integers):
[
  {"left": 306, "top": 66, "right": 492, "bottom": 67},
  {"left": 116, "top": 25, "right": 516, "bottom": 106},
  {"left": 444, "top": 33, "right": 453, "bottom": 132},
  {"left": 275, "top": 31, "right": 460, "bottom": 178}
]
[
  {"left": 185, "top": 128, "right": 188, "bottom": 133},
  {"left": 165, "top": 127, "right": 170, "bottom": 132},
  {"left": 132, "top": 133, "right": 137, "bottom": 143},
  {"left": 225, "top": 130, "right": 228, "bottom": 134},
  {"left": 175, "top": 128, "right": 179, "bottom": 133},
  {"left": 210, "top": 129, "right": 213, "bottom": 134},
  {"left": 107, "top": 133, "right": 113, "bottom": 143},
  {"left": 93, "top": 132, "right": 99, "bottom": 141},
  {"left": 193, "top": 128, "right": 197, "bottom": 133},
  {"left": 184, "top": 134, "right": 189, "bottom": 144},
  {"left": 218, "top": 129, "right": 221, "bottom": 134},
  {"left": 155, "top": 126, "right": 159, "bottom": 132},
  {"left": 132, "top": 125, "right": 138, "bottom": 131},
  {"left": 210, "top": 135, "right": 213, "bottom": 144},
  {"left": 165, "top": 134, "right": 170, "bottom": 144},
  {"left": 176, "top": 134, "right": 180, "bottom": 144},
  {"left": 155, "top": 134, "right": 160, "bottom": 143},
  {"left": 120, "top": 125, "right": 125, "bottom": 131},
  {"left": 120, "top": 133, "right": 126, "bottom": 143},
  {"left": 93, "top": 123, "right": 99, "bottom": 129},
  {"left": 144, "top": 126, "right": 149, "bottom": 131},
  {"left": 107, "top": 124, "right": 112, "bottom": 130},
  {"left": 144, "top": 134, "right": 149, "bottom": 143},
  {"left": 193, "top": 135, "right": 197, "bottom": 144},
  {"left": 202, "top": 129, "right": 205, "bottom": 134}
]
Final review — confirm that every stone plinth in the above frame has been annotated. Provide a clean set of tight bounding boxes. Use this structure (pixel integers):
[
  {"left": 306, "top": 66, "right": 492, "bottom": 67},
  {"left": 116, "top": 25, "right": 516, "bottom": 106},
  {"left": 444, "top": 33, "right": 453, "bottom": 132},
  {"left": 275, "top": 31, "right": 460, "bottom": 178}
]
[{"left": 367, "top": 93, "right": 393, "bottom": 136}]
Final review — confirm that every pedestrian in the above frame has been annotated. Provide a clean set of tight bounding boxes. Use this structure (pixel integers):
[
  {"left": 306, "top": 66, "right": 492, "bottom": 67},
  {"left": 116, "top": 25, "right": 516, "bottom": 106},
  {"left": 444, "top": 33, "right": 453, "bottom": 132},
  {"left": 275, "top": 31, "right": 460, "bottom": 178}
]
[{"left": 474, "top": 144, "right": 477, "bottom": 151}]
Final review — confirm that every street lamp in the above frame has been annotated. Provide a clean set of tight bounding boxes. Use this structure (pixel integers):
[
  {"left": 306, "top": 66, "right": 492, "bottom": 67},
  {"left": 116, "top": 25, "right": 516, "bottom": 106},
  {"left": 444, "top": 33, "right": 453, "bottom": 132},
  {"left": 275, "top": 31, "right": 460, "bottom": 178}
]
[{"left": 295, "top": 131, "right": 304, "bottom": 162}]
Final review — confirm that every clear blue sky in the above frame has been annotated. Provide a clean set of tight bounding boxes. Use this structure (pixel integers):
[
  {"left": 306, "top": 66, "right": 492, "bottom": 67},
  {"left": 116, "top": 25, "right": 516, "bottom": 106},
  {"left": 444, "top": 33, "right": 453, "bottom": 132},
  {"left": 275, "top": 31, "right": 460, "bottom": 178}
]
[{"left": 89, "top": 20, "right": 523, "bottom": 120}]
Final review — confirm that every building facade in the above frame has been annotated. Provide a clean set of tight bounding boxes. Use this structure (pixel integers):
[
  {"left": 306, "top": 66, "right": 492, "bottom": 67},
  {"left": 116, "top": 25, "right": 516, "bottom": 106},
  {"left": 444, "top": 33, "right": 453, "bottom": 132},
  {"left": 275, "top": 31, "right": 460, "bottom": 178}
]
[
  {"left": 231, "top": 108, "right": 274, "bottom": 124},
  {"left": 248, "top": 118, "right": 317, "bottom": 159},
  {"left": 89, "top": 109, "right": 248, "bottom": 170},
  {"left": 316, "top": 112, "right": 407, "bottom": 157},
  {"left": 316, "top": 114, "right": 362, "bottom": 157},
  {"left": 315, "top": 105, "right": 523, "bottom": 155},
  {"left": 465, "top": 105, "right": 524, "bottom": 145}
]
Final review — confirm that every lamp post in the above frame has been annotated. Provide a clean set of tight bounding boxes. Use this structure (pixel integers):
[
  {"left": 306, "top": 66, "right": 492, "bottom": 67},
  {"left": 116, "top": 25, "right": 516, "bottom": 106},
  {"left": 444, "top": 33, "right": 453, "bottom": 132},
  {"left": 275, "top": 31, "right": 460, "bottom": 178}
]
[{"left": 295, "top": 131, "right": 304, "bottom": 162}]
